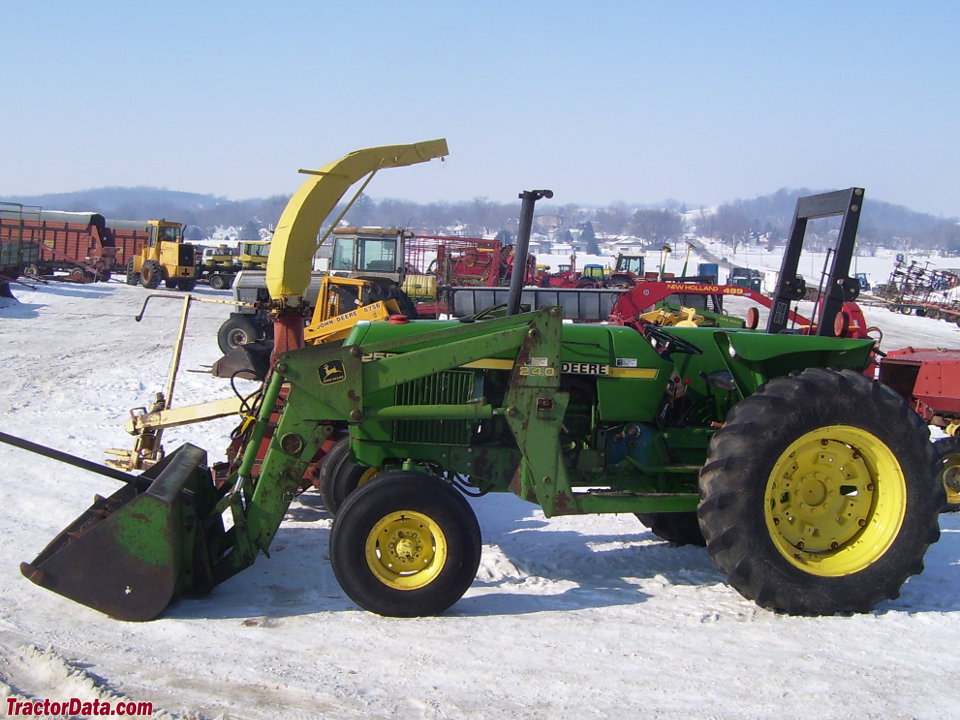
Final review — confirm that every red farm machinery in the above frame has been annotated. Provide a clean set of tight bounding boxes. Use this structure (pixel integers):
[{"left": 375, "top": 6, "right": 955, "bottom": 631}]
[
  {"left": 875, "top": 256, "right": 960, "bottom": 326},
  {"left": 0, "top": 204, "right": 118, "bottom": 282},
  {"left": 0, "top": 202, "right": 195, "bottom": 288}
]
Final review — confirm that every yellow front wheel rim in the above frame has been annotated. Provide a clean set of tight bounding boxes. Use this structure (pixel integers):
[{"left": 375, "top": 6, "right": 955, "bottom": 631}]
[
  {"left": 357, "top": 467, "right": 378, "bottom": 489},
  {"left": 940, "top": 449, "right": 960, "bottom": 506},
  {"left": 365, "top": 510, "right": 447, "bottom": 590},
  {"left": 764, "top": 426, "right": 906, "bottom": 576}
]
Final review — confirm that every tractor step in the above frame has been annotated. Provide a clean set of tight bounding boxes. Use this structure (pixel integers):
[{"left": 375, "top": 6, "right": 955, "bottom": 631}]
[{"left": 586, "top": 490, "right": 700, "bottom": 499}]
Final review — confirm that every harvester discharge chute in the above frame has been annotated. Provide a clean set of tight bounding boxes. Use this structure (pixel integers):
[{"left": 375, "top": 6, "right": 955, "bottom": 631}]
[{"left": 8, "top": 140, "right": 450, "bottom": 621}]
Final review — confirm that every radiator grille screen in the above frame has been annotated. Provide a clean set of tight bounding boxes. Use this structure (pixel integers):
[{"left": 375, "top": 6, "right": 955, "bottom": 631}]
[{"left": 393, "top": 370, "right": 476, "bottom": 445}]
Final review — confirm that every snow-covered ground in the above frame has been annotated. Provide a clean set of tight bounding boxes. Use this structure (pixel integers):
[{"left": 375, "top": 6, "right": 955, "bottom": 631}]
[{"left": 1, "top": 250, "right": 959, "bottom": 719}]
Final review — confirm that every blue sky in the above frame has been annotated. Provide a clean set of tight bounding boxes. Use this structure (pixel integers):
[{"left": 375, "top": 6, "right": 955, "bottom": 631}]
[{"left": 3, "top": 1, "right": 958, "bottom": 217}]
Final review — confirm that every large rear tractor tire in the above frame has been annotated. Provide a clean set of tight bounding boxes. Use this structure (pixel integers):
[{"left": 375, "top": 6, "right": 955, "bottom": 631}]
[
  {"left": 176, "top": 277, "right": 197, "bottom": 291},
  {"left": 606, "top": 274, "right": 635, "bottom": 289},
  {"left": 698, "top": 368, "right": 941, "bottom": 615},
  {"left": 330, "top": 472, "right": 481, "bottom": 617},
  {"left": 317, "top": 437, "right": 380, "bottom": 516},
  {"left": 636, "top": 512, "right": 705, "bottom": 546},
  {"left": 367, "top": 283, "right": 419, "bottom": 319},
  {"left": 934, "top": 436, "right": 960, "bottom": 512},
  {"left": 391, "top": 287, "right": 419, "bottom": 318},
  {"left": 140, "top": 260, "right": 163, "bottom": 289}
]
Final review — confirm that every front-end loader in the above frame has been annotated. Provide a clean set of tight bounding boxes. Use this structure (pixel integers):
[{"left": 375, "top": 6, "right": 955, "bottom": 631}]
[
  {"left": 125, "top": 220, "right": 197, "bottom": 291},
  {"left": 3, "top": 146, "right": 944, "bottom": 621}
]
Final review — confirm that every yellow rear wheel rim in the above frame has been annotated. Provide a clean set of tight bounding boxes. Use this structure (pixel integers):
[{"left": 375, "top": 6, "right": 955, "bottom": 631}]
[
  {"left": 365, "top": 510, "right": 447, "bottom": 590},
  {"left": 764, "top": 426, "right": 906, "bottom": 576}
]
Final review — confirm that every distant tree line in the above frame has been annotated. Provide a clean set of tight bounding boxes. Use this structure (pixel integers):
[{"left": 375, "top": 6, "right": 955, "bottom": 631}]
[{"left": 7, "top": 186, "right": 958, "bottom": 254}]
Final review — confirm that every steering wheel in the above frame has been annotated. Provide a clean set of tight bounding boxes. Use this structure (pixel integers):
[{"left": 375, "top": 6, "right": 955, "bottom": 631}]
[{"left": 642, "top": 323, "right": 704, "bottom": 358}]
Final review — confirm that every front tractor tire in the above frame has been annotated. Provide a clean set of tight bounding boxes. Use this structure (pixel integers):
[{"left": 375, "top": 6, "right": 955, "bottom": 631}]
[
  {"left": 317, "top": 437, "right": 379, "bottom": 516},
  {"left": 140, "top": 259, "right": 163, "bottom": 289},
  {"left": 934, "top": 436, "right": 960, "bottom": 512},
  {"left": 698, "top": 368, "right": 941, "bottom": 615},
  {"left": 636, "top": 512, "right": 705, "bottom": 546},
  {"left": 330, "top": 472, "right": 481, "bottom": 617}
]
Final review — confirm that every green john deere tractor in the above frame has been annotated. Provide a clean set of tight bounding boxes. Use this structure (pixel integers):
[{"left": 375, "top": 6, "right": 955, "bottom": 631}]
[
  {"left": 6, "top": 159, "right": 943, "bottom": 621},
  {"left": 15, "top": 305, "right": 942, "bottom": 620}
]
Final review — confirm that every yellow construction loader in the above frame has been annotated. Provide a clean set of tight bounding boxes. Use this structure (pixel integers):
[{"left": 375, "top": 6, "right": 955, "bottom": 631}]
[{"left": 126, "top": 220, "right": 198, "bottom": 291}]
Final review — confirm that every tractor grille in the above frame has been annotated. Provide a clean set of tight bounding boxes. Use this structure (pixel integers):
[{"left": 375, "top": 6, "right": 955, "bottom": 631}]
[
  {"left": 178, "top": 244, "right": 195, "bottom": 266},
  {"left": 393, "top": 370, "right": 476, "bottom": 445}
]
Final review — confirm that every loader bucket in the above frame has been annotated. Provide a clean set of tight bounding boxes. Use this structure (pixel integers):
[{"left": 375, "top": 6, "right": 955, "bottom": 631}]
[{"left": 20, "top": 444, "right": 218, "bottom": 622}]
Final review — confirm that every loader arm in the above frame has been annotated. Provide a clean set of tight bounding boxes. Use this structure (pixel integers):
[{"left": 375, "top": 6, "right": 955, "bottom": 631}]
[
  {"left": 265, "top": 139, "right": 448, "bottom": 305},
  {"left": 211, "top": 308, "right": 566, "bottom": 581}
]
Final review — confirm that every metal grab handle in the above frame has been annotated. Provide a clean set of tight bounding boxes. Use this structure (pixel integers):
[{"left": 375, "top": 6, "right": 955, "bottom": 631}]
[{"left": 134, "top": 292, "right": 252, "bottom": 322}]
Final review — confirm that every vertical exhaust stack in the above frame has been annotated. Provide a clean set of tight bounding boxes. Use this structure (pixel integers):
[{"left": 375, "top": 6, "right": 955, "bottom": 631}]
[{"left": 507, "top": 189, "right": 553, "bottom": 316}]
